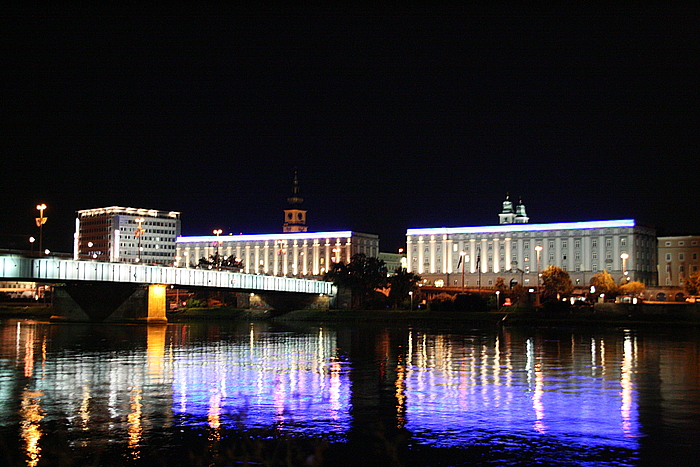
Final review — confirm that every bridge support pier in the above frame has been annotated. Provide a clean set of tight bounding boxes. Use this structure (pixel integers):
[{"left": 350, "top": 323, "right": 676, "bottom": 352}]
[{"left": 52, "top": 283, "right": 168, "bottom": 323}]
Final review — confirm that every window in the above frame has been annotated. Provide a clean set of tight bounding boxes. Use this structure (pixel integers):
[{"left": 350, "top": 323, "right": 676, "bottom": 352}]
[
  {"left": 524, "top": 242, "right": 530, "bottom": 250},
  {"left": 592, "top": 264, "right": 598, "bottom": 272},
  {"left": 592, "top": 239, "right": 598, "bottom": 248},
  {"left": 575, "top": 239, "right": 581, "bottom": 248},
  {"left": 562, "top": 240, "right": 568, "bottom": 248},
  {"left": 666, "top": 253, "right": 672, "bottom": 261},
  {"left": 665, "top": 241, "right": 671, "bottom": 246},
  {"left": 592, "top": 251, "right": 598, "bottom": 259},
  {"left": 606, "top": 238, "right": 612, "bottom": 248},
  {"left": 549, "top": 241, "right": 555, "bottom": 249},
  {"left": 679, "top": 253, "right": 685, "bottom": 261},
  {"left": 621, "top": 237, "right": 627, "bottom": 246}
]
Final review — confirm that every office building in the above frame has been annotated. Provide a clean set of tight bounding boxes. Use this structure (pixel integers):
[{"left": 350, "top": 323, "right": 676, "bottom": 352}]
[{"left": 74, "top": 206, "right": 181, "bottom": 264}]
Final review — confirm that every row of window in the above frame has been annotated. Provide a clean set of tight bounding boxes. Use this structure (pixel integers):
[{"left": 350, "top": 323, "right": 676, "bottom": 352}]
[{"left": 664, "top": 253, "right": 699, "bottom": 261}]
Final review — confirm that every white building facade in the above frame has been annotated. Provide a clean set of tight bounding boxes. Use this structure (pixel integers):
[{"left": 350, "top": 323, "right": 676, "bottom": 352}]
[
  {"left": 176, "top": 231, "right": 380, "bottom": 277},
  {"left": 74, "top": 207, "right": 181, "bottom": 264},
  {"left": 406, "top": 219, "right": 657, "bottom": 288}
]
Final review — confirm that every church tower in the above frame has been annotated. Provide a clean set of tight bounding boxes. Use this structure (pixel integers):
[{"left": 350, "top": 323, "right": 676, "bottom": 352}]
[
  {"left": 499, "top": 194, "right": 516, "bottom": 224},
  {"left": 514, "top": 198, "right": 529, "bottom": 224},
  {"left": 283, "top": 170, "right": 308, "bottom": 232}
]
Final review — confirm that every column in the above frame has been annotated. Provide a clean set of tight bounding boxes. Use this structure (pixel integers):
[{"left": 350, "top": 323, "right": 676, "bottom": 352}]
[
  {"left": 444, "top": 235, "right": 452, "bottom": 274},
  {"left": 313, "top": 239, "right": 320, "bottom": 275},
  {"left": 417, "top": 236, "right": 424, "bottom": 274},
  {"left": 469, "top": 238, "right": 476, "bottom": 273},
  {"left": 505, "top": 237, "right": 512, "bottom": 271},
  {"left": 494, "top": 238, "right": 500, "bottom": 273}
]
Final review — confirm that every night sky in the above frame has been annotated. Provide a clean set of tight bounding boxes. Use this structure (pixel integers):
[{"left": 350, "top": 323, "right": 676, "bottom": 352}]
[{"left": 2, "top": 4, "right": 698, "bottom": 254}]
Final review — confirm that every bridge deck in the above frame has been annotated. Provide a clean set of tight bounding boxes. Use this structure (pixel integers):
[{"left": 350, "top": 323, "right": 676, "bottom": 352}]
[{"left": 1, "top": 255, "right": 334, "bottom": 295}]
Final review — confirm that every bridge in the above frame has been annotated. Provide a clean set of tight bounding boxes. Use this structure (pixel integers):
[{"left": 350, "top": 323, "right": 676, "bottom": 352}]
[{"left": 1, "top": 254, "right": 336, "bottom": 323}]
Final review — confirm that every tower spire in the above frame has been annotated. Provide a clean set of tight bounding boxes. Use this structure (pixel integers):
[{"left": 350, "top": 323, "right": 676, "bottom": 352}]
[{"left": 283, "top": 169, "right": 308, "bottom": 232}]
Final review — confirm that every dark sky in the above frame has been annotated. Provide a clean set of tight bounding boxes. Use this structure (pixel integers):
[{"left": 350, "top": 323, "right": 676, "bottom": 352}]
[{"left": 2, "top": 4, "right": 698, "bottom": 254}]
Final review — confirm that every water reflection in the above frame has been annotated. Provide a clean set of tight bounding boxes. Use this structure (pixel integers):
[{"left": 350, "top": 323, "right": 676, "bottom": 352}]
[
  {"left": 2, "top": 320, "right": 700, "bottom": 465},
  {"left": 171, "top": 324, "right": 352, "bottom": 439}
]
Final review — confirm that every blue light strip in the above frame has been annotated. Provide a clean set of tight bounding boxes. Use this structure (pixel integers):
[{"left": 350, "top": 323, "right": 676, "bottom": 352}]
[
  {"left": 406, "top": 219, "right": 635, "bottom": 236},
  {"left": 177, "top": 230, "right": 355, "bottom": 243}
]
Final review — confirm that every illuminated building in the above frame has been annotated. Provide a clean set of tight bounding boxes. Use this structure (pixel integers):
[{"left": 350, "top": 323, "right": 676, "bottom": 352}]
[
  {"left": 176, "top": 231, "right": 379, "bottom": 276},
  {"left": 657, "top": 235, "right": 700, "bottom": 286},
  {"left": 176, "top": 173, "right": 379, "bottom": 276},
  {"left": 73, "top": 207, "right": 181, "bottom": 264},
  {"left": 406, "top": 199, "right": 657, "bottom": 287}
]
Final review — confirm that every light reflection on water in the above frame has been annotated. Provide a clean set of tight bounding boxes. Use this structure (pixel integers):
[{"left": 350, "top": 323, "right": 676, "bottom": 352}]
[{"left": 1, "top": 319, "right": 700, "bottom": 465}]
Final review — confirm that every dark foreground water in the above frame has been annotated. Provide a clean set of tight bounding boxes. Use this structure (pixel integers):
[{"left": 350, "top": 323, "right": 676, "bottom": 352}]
[{"left": 1, "top": 319, "right": 699, "bottom": 466}]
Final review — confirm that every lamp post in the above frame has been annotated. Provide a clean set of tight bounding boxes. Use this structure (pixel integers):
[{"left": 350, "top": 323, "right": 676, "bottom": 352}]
[
  {"left": 213, "top": 229, "right": 223, "bottom": 267},
  {"left": 460, "top": 250, "right": 467, "bottom": 291},
  {"left": 535, "top": 245, "right": 543, "bottom": 306},
  {"left": 35, "top": 204, "right": 47, "bottom": 256},
  {"left": 135, "top": 218, "right": 146, "bottom": 263},
  {"left": 620, "top": 253, "right": 629, "bottom": 283}
]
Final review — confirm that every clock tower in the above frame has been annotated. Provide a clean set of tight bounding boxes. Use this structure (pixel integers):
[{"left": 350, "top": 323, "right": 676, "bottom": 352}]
[{"left": 283, "top": 170, "right": 308, "bottom": 232}]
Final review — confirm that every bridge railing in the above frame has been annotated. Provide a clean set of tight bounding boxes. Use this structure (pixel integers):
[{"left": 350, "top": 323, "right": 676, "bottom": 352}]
[{"left": 1, "top": 255, "right": 334, "bottom": 295}]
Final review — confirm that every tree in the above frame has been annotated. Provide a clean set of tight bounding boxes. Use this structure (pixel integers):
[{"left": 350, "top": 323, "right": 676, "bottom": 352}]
[
  {"left": 387, "top": 268, "right": 422, "bottom": 308},
  {"left": 685, "top": 271, "right": 700, "bottom": 296},
  {"left": 540, "top": 265, "right": 573, "bottom": 303},
  {"left": 494, "top": 276, "right": 507, "bottom": 294},
  {"left": 325, "top": 254, "right": 388, "bottom": 307},
  {"left": 511, "top": 283, "right": 528, "bottom": 305},
  {"left": 589, "top": 270, "right": 618, "bottom": 298},
  {"left": 619, "top": 280, "right": 646, "bottom": 297}
]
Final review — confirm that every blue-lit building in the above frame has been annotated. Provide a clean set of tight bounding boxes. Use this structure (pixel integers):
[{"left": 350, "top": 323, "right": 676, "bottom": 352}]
[{"left": 406, "top": 199, "right": 657, "bottom": 288}]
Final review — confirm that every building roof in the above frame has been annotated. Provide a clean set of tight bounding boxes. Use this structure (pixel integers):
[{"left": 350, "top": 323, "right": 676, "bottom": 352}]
[
  {"left": 407, "top": 219, "right": 637, "bottom": 236},
  {"left": 177, "top": 230, "right": 378, "bottom": 243}
]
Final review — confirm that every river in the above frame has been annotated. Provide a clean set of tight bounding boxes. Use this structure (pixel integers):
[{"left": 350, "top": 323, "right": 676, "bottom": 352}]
[{"left": 1, "top": 319, "right": 699, "bottom": 466}]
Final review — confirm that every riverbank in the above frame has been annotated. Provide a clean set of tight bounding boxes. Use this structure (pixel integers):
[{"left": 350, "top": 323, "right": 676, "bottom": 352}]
[{"left": 3, "top": 304, "right": 699, "bottom": 327}]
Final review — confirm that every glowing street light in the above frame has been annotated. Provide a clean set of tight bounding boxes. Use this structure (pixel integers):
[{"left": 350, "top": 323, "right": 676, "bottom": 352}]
[
  {"left": 134, "top": 217, "right": 146, "bottom": 263},
  {"left": 459, "top": 250, "right": 468, "bottom": 291},
  {"left": 620, "top": 253, "right": 629, "bottom": 282},
  {"left": 535, "top": 245, "right": 543, "bottom": 306},
  {"left": 213, "top": 229, "right": 223, "bottom": 266},
  {"left": 409, "top": 290, "right": 413, "bottom": 311},
  {"left": 35, "top": 204, "right": 47, "bottom": 256}
]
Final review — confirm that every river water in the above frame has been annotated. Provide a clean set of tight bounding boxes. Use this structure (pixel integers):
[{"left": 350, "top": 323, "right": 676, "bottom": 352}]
[{"left": 1, "top": 319, "right": 699, "bottom": 466}]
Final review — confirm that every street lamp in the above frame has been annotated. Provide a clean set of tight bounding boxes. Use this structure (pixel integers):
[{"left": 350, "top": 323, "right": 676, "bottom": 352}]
[
  {"left": 135, "top": 218, "right": 146, "bottom": 263},
  {"left": 535, "top": 245, "right": 543, "bottom": 306},
  {"left": 213, "top": 229, "right": 223, "bottom": 267},
  {"left": 460, "top": 250, "right": 467, "bottom": 291},
  {"left": 620, "top": 253, "right": 629, "bottom": 282},
  {"left": 35, "top": 204, "right": 47, "bottom": 256},
  {"left": 409, "top": 290, "right": 413, "bottom": 311}
]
